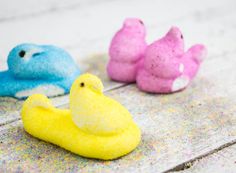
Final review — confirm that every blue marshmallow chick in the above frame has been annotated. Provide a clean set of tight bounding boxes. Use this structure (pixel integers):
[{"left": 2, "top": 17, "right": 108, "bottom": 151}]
[{"left": 0, "top": 43, "right": 81, "bottom": 99}]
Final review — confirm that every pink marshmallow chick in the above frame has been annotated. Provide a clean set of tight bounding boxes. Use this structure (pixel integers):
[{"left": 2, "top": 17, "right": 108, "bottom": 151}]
[
  {"left": 136, "top": 26, "right": 207, "bottom": 93},
  {"left": 107, "top": 18, "right": 147, "bottom": 83}
]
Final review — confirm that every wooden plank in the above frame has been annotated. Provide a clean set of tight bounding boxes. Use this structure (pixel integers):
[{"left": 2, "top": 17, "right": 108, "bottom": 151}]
[
  {"left": 169, "top": 144, "right": 236, "bottom": 173},
  {"left": 0, "top": 100, "right": 235, "bottom": 172},
  {"left": 0, "top": 49, "right": 236, "bottom": 172},
  {"left": 0, "top": 0, "right": 230, "bottom": 22},
  {"left": 0, "top": 0, "right": 99, "bottom": 22},
  {"left": 0, "top": 0, "right": 235, "bottom": 67}
]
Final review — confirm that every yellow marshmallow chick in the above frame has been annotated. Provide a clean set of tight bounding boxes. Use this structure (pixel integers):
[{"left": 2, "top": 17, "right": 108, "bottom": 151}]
[{"left": 21, "top": 73, "right": 141, "bottom": 160}]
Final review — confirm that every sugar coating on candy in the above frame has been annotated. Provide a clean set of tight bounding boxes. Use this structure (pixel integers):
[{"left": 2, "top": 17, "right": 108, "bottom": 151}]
[
  {"left": 0, "top": 43, "right": 81, "bottom": 99},
  {"left": 107, "top": 18, "right": 147, "bottom": 82},
  {"left": 21, "top": 74, "right": 141, "bottom": 160},
  {"left": 107, "top": 21, "right": 206, "bottom": 93},
  {"left": 136, "top": 26, "right": 207, "bottom": 93}
]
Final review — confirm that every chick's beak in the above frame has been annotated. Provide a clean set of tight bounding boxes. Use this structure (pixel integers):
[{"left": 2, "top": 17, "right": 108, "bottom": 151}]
[{"left": 91, "top": 81, "right": 104, "bottom": 93}]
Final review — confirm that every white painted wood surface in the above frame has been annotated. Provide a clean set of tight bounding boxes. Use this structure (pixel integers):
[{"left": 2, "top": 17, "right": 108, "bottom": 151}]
[
  {"left": 0, "top": 0, "right": 236, "bottom": 172},
  {"left": 170, "top": 144, "right": 236, "bottom": 173}
]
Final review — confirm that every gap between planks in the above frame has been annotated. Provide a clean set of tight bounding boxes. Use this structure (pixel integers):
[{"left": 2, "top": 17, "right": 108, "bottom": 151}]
[{"left": 166, "top": 139, "right": 236, "bottom": 172}]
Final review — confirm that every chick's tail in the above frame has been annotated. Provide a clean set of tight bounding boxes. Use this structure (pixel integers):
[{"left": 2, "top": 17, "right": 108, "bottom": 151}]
[
  {"left": 186, "top": 44, "right": 207, "bottom": 64},
  {"left": 21, "top": 94, "right": 53, "bottom": 114},
  {"left": 21, "top": 94, "right": 55, "bottom": 135}
]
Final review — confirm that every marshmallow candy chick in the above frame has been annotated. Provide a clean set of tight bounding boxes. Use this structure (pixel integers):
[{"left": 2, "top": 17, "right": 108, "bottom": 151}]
[
  {"left": 21, "top": 73, "right": 141, "bottom": 160},
  {"left": 107, "top": 18, "right": 147, "bottom": 82},
  {"left": 136, "top": 27, "right": 207, "bottom": 93},
  {"left": 0, "top": 43, "right": 81, "bottom": 99}
]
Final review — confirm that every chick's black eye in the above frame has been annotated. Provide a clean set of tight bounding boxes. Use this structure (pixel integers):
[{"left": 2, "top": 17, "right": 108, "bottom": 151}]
[
  {"left": 139, "top": 20, "right": 144, "bottom": 25},
  {"left": 19, "top": 50, "right": 26, "bottom": 58},
  {"left": 181, "top": 34, "right": 183, "bottom": 39},
  {"left": 80, "top": 82, "right": 85, "bottom": 87}
]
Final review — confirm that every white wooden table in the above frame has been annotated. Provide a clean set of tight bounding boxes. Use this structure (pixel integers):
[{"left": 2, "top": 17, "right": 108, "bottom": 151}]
[{"left": 0, "top": 0, "right": 236, "bottom": 172}]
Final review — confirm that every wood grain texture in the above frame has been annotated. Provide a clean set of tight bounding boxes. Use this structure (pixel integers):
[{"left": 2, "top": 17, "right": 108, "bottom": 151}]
[
  {"left": 0, "top": 0, "right": 235, "bottom": 68},
  {"left": 0, "top": 0, "right": 236, "bottom": 172},
  {"left": 0, "top": 0, "right": 100, "bottom": 22},
  {"left": 1, "top": 51, "right": 236, "bottom": 172},
  {"left": 170, "top": 145, "right": 236, "bottom": 173}
]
